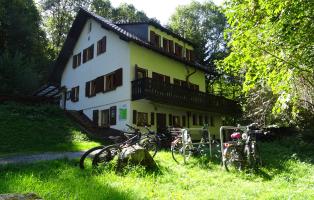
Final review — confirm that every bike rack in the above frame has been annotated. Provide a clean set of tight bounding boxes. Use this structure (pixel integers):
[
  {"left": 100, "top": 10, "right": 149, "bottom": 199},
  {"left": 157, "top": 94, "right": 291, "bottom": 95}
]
[{"left": 180, "top": 127, "right": 213, "bottom": 163}]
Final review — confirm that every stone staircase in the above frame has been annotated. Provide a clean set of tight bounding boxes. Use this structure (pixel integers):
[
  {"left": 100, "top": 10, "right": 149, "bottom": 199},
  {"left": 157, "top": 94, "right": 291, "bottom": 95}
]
[{"left": 65, "top": 110, "right": 124, "bottom": 142}]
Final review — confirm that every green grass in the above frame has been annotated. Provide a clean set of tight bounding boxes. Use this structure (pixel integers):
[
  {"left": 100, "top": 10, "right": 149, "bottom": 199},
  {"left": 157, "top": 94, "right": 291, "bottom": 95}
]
[
  {"left": 0, "top": 140, "right": 313, "bottom": 199},
  {"left": 0, "top": 102, "right": 100, "bottom": 156}
]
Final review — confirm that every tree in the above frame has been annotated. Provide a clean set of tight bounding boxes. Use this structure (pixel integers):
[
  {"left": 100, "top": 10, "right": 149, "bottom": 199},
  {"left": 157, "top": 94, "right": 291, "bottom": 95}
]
[
  {"left": 222, "top": 0, "right": 314, "bottom": 126},
  {"left": 168, "top": 1, "right": 228, "bottom": 66},
  {"left": 0, "top": 0, "right": 50, "bottom": 94}
]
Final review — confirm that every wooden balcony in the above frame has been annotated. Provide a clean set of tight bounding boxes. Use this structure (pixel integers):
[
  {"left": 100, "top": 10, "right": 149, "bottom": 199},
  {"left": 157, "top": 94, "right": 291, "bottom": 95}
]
[{"left": 131, "top": 78, "right": 241, "bottom": 115}]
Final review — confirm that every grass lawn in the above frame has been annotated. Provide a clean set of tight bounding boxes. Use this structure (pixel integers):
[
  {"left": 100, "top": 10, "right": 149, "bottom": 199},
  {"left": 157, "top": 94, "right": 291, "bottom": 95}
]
[
  {"left": 0, "top": 102, "right": 100, "bottom": 156},
  {"left": 0, "top": 140, "right": 313, "bottom": 199}
]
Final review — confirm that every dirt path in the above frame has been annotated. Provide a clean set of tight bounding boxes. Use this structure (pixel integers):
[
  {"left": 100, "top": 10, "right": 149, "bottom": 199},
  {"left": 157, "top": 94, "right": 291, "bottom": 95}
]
[{"left": 0, "top": 151, "right": 87, "bottom": 165}]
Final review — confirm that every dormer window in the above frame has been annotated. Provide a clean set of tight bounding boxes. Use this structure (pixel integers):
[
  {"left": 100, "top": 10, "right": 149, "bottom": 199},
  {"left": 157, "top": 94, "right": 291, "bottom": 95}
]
[
  {"left": 150, "top": 31, "right": 160, "bottom": 48},
  {"left": 175, "top": 43, "right": 182, "bottom": 58}
]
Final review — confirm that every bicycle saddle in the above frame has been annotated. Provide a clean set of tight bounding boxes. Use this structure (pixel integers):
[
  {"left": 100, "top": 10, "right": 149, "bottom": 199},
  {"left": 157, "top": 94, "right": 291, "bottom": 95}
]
[{"left": 231, "top": 132, "right": 242, "bottom": 139}]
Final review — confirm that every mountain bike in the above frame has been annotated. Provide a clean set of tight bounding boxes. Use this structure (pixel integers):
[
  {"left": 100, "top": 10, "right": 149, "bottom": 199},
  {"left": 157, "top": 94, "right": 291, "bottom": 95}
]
[
  {"left": 80, "top": 124, "right": 152, "bottom": 169},
  {"left": 223, "top": 123, "right": 263, "bottom": 172}
]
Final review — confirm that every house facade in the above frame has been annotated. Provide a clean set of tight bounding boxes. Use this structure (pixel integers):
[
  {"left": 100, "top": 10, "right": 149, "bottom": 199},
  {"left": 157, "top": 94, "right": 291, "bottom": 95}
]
[{"left": 50, "top": 8, "right": 239, "bottom": 136}]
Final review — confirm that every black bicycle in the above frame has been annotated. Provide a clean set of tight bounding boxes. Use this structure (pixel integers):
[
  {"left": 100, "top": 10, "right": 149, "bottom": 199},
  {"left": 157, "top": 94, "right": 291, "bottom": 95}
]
[{"left": 80, "top": 124, "right": 161, "bottom": 169}]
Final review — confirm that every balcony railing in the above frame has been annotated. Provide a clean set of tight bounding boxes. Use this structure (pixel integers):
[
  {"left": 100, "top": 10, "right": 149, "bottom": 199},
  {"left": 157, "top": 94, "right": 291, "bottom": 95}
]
[{"left": 131, "top": 78, "right": 241, "bottom": 115}]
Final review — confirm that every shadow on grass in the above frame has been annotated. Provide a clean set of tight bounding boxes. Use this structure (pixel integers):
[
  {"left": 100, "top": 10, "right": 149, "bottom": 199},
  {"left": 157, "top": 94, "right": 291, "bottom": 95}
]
[{"left": 0, "top": 159, "right": 137, "bottom": 200}]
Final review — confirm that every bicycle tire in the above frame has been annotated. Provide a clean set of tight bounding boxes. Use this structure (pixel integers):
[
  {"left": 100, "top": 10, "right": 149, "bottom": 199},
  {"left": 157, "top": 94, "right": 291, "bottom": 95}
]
[
  {"left": 223, "top": 145, "right": 243, "bottom": 172},
  {"left": 79, "top": 145, "right": 105, "bottom": 169},
  {"left": 92, "top": 145, "right": 121, "bottom": 168},
  {"left": 171, "top": 138, "right": 192, "bottom": 164},
  {"left": 139, "top": 136, "right": 158, "bottom": 158}
]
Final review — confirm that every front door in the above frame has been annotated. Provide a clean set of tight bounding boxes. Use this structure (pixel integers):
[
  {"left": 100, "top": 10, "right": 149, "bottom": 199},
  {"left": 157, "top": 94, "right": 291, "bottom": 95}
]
[{"left": 156, "top": 113, "right": 167, "bottom": 133}]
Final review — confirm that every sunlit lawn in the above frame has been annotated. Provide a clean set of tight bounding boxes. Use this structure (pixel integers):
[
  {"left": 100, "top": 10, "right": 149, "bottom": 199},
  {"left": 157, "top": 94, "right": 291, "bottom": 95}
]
[{"left": 1, "top": 141, "right": 313, "bottom": 200}]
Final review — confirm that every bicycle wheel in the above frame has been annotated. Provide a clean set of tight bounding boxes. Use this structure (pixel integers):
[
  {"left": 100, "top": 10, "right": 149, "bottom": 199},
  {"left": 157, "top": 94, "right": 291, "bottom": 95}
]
[
  {"left": 93, "top": 145, "right": 121, "bottom": 168},
  {"left": 139, "top": 136, "right": 158, "bottom": 157},
  {"left": 223, "top": 145, "right": 243, "bottom": 172},
  {"left": 79, "top": 145, "right": 105, "bottom": 170},
  {"left": 251, "top": 142, "right": 262, "bottom": 169},
  {"left": 171, "top": 138, "right": 193, "bottom": 164}
]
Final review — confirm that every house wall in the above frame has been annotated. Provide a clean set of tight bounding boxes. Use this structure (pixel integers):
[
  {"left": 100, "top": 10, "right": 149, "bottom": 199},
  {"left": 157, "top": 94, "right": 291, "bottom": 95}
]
[
  {"left": 60, "top": 19, "right": 132, "bottom": 130},
  {"left": 129, "top": 42, "right": 206, "bottom": 92},
  {"left": 131, "top": 100, "right": 223, "bottom": 138}
]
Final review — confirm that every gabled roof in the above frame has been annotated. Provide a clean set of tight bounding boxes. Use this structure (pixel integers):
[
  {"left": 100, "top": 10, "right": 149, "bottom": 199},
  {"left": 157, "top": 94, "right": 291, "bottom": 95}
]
[
  {"left": 116, "top": 21, "right": 195, "bottom": 46},
  {"left": 49, "top": 8, "right": 208, "bottom": 85}
]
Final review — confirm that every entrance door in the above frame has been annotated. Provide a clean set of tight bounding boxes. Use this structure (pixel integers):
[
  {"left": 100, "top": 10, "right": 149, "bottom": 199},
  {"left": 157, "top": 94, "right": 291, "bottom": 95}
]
[
  {"left": 156, "top": 113, "right": 167, "bottom": 133},
  {"left": 100, "top": 109, "right": 110, "bottom": 128}
]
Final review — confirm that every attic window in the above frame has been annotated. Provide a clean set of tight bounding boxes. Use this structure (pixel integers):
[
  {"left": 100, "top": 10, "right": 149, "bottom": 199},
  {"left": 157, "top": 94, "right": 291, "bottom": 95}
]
[
  {"left": 89, "top": 22, "right": 92, "bottom": 33},
  {"left": 175, "top": 43, "right": 182, "bottom": 58},
  {"left": 83, "top": 44, "right": 94, "bottom": 63},
  {"left": 186, "top": 49, "right": 194, "bottom": 61},
  {"left": 72, "top": 52, "right": 81, "bottom": 68},
  {"left": 150, "top": 31, "right": 160, "bottom": 48},
  {"left": 97, "top": 36, "right": 107, "bottom": 55}
]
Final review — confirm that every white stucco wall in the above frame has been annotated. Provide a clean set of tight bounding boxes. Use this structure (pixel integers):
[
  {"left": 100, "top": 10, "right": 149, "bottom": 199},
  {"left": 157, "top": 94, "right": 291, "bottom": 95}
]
[{"left": 60, "top": 19, "right": 132, "bottom": 130}]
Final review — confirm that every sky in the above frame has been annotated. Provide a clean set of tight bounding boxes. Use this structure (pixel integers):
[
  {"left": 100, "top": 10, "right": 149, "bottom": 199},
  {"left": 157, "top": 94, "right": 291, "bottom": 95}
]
[{"left": 110, "top": 0, "right": 224, "bottom": 25}]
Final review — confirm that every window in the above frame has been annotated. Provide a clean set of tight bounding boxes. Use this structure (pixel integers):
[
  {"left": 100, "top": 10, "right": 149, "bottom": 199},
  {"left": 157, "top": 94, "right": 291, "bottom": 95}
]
[
  {"left": 106, "top": 73, "right": 115, "bottom": 91},
  {"left": 175, "top": 43, "right": 182, "bottom": 57},
  {"left": 85, "top": 79, "right": 96, "bottom": 97},
  {"left": 152, "top": 72, "right": 170, "bottom": 84},
  {"left": 97, "top": 36, "right": 106, "bottom": 55},
  {"left": 93, "top": 110, "right": 99, "bottom": 126},
  {"left": 192, "top": 114, "right": 197, "bottom": 125},
  {"left": 185, "top": 49, "right": 194, "bottom": 61},
  {"left": 199, "top": 115, "right": 203, "bottom": 126},
  {"left": 173, "top": 78, "right": 181, "bottom": 86},
  {"left": 110, "top": 106, "right": 117, "bottom": 125},
  {"left": 189, "top": 83, "right": 199, "bottom": 91},
  {"left": 173, "top": 116, "right": 181, "bottom": 127},
  {"left": 169, "top": 40, "right": 174, "bottom": 54},
  {"left": 135, "top": 65, "right": 148, "bottom": 80},
  {"left": 150, "top": 112, "right": 155, "bottom": 125},
  {"left": 70, "top": 86, "right": 79, "bottom": 102},
  {"left": 163, "top": 38, "right": 173, "bottom": 53},
  {"left": 83, "top": 44, "right": 94, "bottom": 63},
  {"left": 150, "top": 31, "right": 160, "bottom": 48},
  {"left": 100, "top": 109, "right": 110, "bottom": 128},
  {"left": 182, "top": 116, "right": 186, "bottom": 127},
  {"left": 72, "top": 53, "right": 81, "bottom": 68},
  {"left": 89, "top": 22, "right": 92, "bottom": 33},
  {"left": 137, "top": 112, "right": 148, "bottom": 126},
  {"left": 169, "top": 114, "right": 173, "bottom": 126},
  {"left": 85, "top": 68, "right": 123, "bottom": 98}
]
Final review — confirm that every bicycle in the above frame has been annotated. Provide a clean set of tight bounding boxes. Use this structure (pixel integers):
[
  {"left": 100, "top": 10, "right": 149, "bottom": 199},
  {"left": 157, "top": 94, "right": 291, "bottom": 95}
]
[
  {"left": 80, "top": 124, "right": 154, "bottom": 170},
  {"left": 223, "top": 123, "right": 263, "bottom": 172}
]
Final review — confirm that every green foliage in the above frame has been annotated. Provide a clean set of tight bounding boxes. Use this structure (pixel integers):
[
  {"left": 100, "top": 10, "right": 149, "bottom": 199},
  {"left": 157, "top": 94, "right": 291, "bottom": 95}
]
[
  {"left": 41, "top": 0, "right": 150, "bottom": 54},
  {"left": 0, "top": 103, "right": 100, "bottom": 156},
  {"left": 0, "top": 141, "right": 313, "bottom": 199},
  {"left": 168, "top": 1, "right": 228, "bottom": 66},
  {"left": 222, "top": 0, "right": 314, "bottom": 126},
  {"left": 0, "top": 0, "right": 51, "bottom": 95}
]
